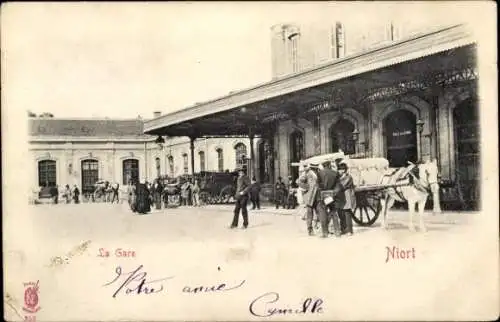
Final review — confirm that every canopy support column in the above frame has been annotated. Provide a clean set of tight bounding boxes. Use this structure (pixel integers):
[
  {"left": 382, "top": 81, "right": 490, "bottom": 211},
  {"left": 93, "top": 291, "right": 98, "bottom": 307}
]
[
  {"left": 249, "top": 128, "right": 255, "bottom": 179},
  {"left": 189, "top": 136, "right": 196, "bottom": 174}
]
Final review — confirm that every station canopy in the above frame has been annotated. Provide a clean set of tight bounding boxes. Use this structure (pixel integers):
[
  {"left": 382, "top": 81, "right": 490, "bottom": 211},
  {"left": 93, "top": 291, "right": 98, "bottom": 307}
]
[{"left": 144, "top": 25, "right": 477, "bottom": 138}]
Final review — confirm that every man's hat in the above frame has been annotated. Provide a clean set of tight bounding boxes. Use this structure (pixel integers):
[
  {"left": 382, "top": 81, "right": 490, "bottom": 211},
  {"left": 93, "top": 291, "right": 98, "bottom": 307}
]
[{"left": 309, "top": 162, "right": 320, "bottom": 168}]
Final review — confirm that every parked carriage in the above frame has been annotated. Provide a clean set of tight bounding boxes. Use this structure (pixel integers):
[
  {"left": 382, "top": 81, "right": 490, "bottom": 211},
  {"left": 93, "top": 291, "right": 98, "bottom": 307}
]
[
  {"left": 193, "top": 171, "right": 238, "bottom": 205},
  {"left": 292, "top": 152, "right": 441, "bottom": 229}
]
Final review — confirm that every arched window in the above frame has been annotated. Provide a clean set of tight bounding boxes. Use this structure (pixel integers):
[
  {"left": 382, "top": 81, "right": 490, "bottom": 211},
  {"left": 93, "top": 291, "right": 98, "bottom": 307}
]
[
  {"left": 155, "top": 157, "right": 161, "bottom": 178},
  {"left": 182, "top": 153, "right": 188, "bottom": 174},
  {"left": 123, "top": 159, "right": 139, "bottom": 184},
  {"left": 234, "top": 143, "right": 247, "bottom": 169},
  {"left": 199, "top": 151, "right": 205, "bottom": 172},
  {"left": 81, "top": 159, "right": 99, "bottom": 193},
  {"left": 216, "top": 148, "right": 224, "bottom": 172},
  {"left": 168, "top": 156, "right": 174, "bottom": 176},
  {"left": 38, "top": 160, "right": 56, "bottom": 187}
]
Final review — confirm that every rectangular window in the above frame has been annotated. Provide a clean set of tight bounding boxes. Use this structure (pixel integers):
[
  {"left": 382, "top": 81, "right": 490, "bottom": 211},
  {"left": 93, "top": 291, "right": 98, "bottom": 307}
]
[
  {"left": 199, "top": 151, "right": 205, "bottom": 172},
  {"left": 183, "top": 154, "right": 188, "bottom": 174},
  {"left": 38, "top": 160, "right": 57, "bottom": 187},
  {"left": 123, "top": 159, "right": 139, "bottom": 184},
  {"left": 217, "top": 149, "right": 224, "bottom": 172}
]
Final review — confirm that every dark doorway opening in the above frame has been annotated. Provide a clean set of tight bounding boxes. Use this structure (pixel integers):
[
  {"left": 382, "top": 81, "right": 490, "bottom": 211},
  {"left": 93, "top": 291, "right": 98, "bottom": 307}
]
[{"left": 384, "top": 110, "right": 418, "bottom": 167}]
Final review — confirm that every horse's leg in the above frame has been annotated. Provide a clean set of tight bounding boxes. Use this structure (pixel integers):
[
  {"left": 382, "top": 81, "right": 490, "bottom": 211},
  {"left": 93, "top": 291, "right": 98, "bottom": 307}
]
[
  {"left": 418, "top": 196, "right": 427, "bottom": 233},
  {"left": 408, "top": 198, "right": 416, "bottom": 232},
  {"left": 431, "top": 183, "right": 443, "bottom": 215},
  {"left": 380, "top": 196, "right": 387, "bottom": 229},
  {"left": 381, "top": 194, "right": 393, "bottom": 230}
]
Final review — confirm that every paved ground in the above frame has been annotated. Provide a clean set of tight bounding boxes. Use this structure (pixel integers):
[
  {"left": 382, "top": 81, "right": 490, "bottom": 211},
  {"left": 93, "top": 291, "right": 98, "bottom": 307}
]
[{"left": 4, "top": 203, "right": 497, "bottom": 321}]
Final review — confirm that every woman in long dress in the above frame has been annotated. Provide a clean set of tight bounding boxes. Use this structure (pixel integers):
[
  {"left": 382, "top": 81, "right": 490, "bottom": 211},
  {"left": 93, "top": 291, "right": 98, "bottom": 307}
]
[
  {"left": 135, "top": 182, "right": 151, "bottom": 214},
  {"left": 128, "top": 182, "right": 137, "bottom": 212}
]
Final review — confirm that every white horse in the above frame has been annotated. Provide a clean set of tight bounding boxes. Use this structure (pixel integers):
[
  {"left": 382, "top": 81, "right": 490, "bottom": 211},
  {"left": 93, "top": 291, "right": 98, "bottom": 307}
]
[{"left": 380, "top": 159, "right": 442, "bottom": 232}]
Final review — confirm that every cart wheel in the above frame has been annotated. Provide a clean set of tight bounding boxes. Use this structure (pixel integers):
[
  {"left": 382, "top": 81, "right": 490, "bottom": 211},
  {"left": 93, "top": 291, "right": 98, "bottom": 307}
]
[
  {"left": 219, "top": 185, "right": 234, "bottom": 204},
  {"left": 352, "top": 195, "right": 381, "bottom": 227},
  {"left": 199, "top": 192, "right": 210, "bottom": 205}
]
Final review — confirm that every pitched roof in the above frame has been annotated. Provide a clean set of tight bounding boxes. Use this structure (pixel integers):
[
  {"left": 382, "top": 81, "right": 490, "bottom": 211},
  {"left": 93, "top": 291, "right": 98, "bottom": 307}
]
[{"left": 29, "top": 118, "right": 151, "bottom": 137}]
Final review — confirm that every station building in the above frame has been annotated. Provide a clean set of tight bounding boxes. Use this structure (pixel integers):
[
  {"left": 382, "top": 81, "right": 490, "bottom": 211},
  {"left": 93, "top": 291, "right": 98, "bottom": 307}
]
[
  {"left": 144, "top": 24, "right": 480, "bottom": 210},
  {"left": 28, "top": 116, "right": 257, "bottom": 194}
]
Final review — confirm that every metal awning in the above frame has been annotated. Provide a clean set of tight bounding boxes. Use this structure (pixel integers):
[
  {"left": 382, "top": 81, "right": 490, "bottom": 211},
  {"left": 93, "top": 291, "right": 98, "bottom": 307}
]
[{"left": 144, "top": 24, "right": 476, "bottom": 137}]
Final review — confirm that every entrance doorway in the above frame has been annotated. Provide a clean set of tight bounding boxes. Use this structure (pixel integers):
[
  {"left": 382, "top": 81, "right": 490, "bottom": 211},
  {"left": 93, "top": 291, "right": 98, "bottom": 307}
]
[
  {"left": 453, "top": 97, "right": 480, "bottom": 210},
  {"left": 384, "top": 110, "right": 418, "bottom": 167},
  {"left": 289, "top": 130, "right": 304, "bottom": 180},
  {"left": 330, "top": 118, "right": 355, "bottom": 154},
  {"left": 81, "top": 159, "right": 99, "bottom": 195}
]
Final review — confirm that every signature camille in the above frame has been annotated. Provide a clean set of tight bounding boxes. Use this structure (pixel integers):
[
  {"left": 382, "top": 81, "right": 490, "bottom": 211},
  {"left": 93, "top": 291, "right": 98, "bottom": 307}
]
[{"left": 248, "top": 292, "right": 324, "bottom": 317}]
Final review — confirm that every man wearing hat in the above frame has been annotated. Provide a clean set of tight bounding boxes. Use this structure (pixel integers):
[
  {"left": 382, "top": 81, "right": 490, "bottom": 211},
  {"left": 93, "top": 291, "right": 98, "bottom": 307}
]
[
  {"left": 230, "top": 168, "right": 251, "bottom": 229},
  {"left": 318, "top": 160, "right": 342, "bottom": 237},
  {"left": 298, "top": 162, "right": 328, "bottom": 237}
]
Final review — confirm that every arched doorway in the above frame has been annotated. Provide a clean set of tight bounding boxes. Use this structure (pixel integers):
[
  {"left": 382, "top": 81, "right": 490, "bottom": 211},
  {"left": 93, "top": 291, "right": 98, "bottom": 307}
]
[
  {"left": 330, "top": 118, "right": 355, "bottom": 154},
  {"left": 384, "top": 110, "right": 418, "bottom": 167},
  {"left": 289, "top": 130, "right": 304, "bottom": 180},
  {"left": 453, "top": 97, "right": 480, "bottom": 210}
]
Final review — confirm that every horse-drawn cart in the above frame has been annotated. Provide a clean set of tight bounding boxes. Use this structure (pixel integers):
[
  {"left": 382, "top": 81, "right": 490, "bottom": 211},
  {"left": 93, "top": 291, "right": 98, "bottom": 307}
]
[
  {"left": 194, "top": 171, "right": 237, "bottom": 204},
  {"left": 293, "top": 152, "right": 441, "bottom": 230}
]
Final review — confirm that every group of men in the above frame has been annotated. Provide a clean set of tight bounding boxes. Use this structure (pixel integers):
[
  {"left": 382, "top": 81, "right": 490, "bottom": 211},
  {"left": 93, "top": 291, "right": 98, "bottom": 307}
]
[
  {"left": 298, "top": 159, "right": 356, "bottom": 238},
  {"left": 229, "top": 158, "right": 356, "bottom": 238}
]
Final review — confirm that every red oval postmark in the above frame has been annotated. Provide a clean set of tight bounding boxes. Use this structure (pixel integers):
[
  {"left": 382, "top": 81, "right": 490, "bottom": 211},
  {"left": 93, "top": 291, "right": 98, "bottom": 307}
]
[{"left": 23, "top": 281, "right": 41, "bottom": 314}]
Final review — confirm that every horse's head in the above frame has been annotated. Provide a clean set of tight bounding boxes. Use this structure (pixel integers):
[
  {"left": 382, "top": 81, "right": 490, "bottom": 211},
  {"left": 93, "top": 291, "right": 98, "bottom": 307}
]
[{"left": 417, "top": 159, "right": 439, "bottom": 188}]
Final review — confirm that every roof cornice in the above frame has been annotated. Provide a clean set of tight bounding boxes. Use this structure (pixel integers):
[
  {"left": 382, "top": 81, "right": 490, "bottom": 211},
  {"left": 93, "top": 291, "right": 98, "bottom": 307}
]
[{"left": 144, "top": 24, "right": 475, "bottom": 134}]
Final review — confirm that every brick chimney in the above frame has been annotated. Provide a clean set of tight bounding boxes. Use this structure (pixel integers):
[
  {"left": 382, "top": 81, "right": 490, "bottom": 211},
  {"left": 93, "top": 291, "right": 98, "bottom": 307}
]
[{"left": 153, "top": 111, "right": 161, "bottom": 118}]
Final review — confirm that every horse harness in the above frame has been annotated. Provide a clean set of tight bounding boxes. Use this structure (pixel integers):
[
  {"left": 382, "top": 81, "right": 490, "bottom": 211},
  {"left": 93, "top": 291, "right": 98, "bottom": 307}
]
[{"left": 383, "top": 164, "right": 431, "bottom": 201}]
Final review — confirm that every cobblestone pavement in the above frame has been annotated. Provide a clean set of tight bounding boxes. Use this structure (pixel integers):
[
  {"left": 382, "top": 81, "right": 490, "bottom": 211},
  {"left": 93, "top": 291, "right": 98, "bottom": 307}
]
[{"left": 4, "top": 203, "right": 495, "bottom": 321}]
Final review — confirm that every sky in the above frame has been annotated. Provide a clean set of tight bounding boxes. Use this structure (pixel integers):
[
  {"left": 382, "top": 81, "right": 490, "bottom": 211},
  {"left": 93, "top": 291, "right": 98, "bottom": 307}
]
[{"left": 2, "top": 2, "right": 473, "bottom": 119}]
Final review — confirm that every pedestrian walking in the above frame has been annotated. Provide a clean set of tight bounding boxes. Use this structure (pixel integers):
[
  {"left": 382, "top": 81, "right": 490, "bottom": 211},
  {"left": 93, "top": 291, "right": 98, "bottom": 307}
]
[
  {"left": 250, "top": 177, "right": 261, "bottom": 210},
  {"left": 180, "top": 179, "right": 191, "bottom": 206},
  {"left": 336, "top": 161, "right": 356, "bottom": 236},
  {"left": 152, "top": 179, "right": 163, "bottom": 210},
  {"left": 64, "top": 184, "right": 71, "bottom": 204},
  {"left": 111, "top": 182, "right": 120, "bottom": 204},
  {"left": 274, "top": 177, "right": 287, "bottom": 209},
  {"left": 72, "top": 185, "right": 80, "bottom": 204},
  {"left": 286, "top": 175, "right": 298, "bottom": 209},
  {"left": 229, "top": 168, "right": 251, "bottom": 229},
  {"left": 135, "top": 182, "right": 151, "bottom": 214},
  {"left": 191, "top": 179, "right": 201, "bottom": 206}
]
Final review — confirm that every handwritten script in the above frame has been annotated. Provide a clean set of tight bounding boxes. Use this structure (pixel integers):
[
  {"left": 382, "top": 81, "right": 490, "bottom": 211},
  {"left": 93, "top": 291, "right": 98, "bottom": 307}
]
[
  {"left": 104, "top": 265, "right": 246, "bottom": 298},
  {"left": 249, "top": 292, "right": 324, "bottom": 317}
]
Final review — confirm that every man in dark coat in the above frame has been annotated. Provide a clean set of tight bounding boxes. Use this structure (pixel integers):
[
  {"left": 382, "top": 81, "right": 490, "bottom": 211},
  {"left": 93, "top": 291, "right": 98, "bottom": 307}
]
[
  {"left": 274, "top": 177, "right": 287, "bottom": 209},
  {"left": 318, "top": 161, "right": 342, "bottom": 237},
  {"left": 286, "top": 175, "right": 298, "bottom": 209},
  {"left": 230, "top": 168, "right": 251, "bottom": 229},
  {"left": 249, "top": 177, "right": 261, "bottom": 210},
  {"left": 152, "top": 178, "right": 163, "bottom": 210}
]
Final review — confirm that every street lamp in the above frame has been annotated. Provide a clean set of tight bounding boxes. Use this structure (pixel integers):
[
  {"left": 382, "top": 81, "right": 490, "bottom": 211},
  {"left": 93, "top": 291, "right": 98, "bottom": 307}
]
[
  {"left": 416, "top": 119, "right": 424, "bottom": 134},
  {"left": 155, "top": 135, "right": 165, "bottom": 150},
  {"left": 416, "top": 119, "right": 424, "bottom": 161},
  {"left": 352, "top": 128, "right": 360, "bottom": 154}
]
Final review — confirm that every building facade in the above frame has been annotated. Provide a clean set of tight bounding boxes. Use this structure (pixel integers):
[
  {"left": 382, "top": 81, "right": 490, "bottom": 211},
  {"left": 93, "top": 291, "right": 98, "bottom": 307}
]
[
  {"left": 270, "top": 20, "right": 455, "bottom": 78},
  {"left": 29, "top": 117, "right": 257, "bottom": 193},
  {"left": 145, "top": 25, "right": 480, "bottom": 210}
]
